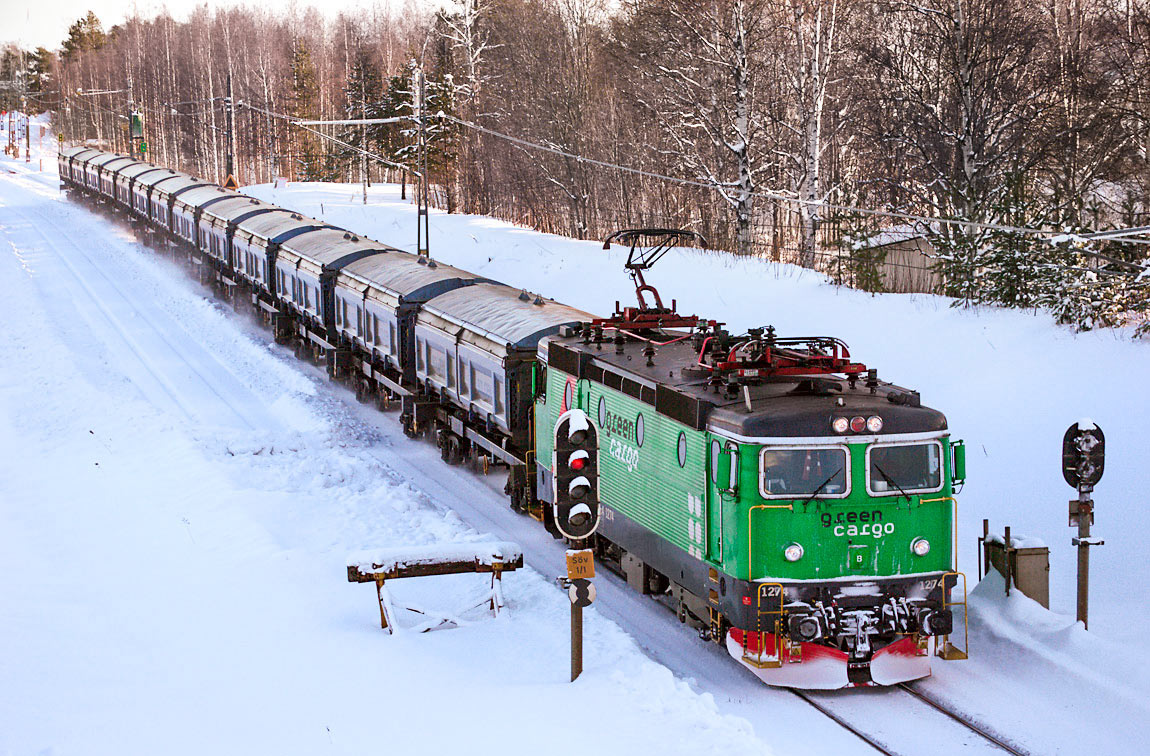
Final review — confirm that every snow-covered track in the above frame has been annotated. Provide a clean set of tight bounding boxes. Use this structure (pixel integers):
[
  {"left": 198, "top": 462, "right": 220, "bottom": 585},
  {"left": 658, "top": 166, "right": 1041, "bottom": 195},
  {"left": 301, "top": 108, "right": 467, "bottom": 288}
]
[{"left": 895, "top": 683, "right": 1028, "bottom": 755}]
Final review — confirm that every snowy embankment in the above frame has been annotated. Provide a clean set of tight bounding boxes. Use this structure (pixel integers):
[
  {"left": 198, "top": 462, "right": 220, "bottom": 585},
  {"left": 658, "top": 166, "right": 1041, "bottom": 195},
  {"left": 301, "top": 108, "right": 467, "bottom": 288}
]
[
  {"left": 244, "top": 180, "right": 1150, "bottom": 751},
  {"left": 0, "top": 154, "right": 764, "bottom": 754}
]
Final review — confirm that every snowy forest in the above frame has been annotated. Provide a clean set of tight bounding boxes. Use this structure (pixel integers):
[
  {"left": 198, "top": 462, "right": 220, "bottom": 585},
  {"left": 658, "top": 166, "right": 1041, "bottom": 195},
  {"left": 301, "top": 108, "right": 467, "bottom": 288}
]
[{"left": 6, "top": 0, "right": 1150, "bottom": 330}]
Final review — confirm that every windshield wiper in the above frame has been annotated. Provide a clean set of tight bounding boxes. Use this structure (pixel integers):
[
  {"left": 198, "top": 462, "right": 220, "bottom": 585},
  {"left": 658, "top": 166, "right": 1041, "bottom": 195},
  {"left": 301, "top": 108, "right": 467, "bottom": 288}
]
[
  {"left": 801, "top": 468, "right": 842, "bottom": 507},
  {"left": 873, "top": 463, "right": 911, "bottom": 500}
]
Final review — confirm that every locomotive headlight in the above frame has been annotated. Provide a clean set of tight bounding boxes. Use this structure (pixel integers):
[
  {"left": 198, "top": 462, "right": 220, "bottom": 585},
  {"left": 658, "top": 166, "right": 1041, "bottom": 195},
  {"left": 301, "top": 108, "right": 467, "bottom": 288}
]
[
  {"left": 911, "top": 538, "right": 931, "bottom": 557},
  {"left": 866, "top": 415, "right": 883, "bottom": 433},
  {"left": 832, "top": 417, "right": 849, "bottom": 434},
  {"left": 783, "top": 543, "right": 804, "bottom": 562}
]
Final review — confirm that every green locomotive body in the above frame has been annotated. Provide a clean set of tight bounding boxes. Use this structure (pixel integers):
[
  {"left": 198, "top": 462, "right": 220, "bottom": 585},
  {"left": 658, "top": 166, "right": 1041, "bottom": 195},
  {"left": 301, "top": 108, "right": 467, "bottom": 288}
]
[{"left": 536, "top": 330, "right": 966, "bottom": 688}]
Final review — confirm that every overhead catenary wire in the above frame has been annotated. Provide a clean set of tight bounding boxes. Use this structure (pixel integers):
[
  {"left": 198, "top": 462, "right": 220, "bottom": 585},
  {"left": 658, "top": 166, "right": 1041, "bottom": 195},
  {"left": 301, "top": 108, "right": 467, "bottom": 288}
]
[
  {"left": 238, "top": 101, "right": 420, "bottom": 177},
  {"left": 437, "top": 112, "right": 1150, "bottom": 272}
]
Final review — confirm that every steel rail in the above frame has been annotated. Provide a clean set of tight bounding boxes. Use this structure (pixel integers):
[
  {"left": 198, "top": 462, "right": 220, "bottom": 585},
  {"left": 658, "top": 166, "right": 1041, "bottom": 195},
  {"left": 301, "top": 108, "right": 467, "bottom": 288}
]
[
  {"left": 788, "top": 689, "right": 895, "bottom": 755},
  {"left": 896, "top": 683, "right": 1029, "bottom": 755}
]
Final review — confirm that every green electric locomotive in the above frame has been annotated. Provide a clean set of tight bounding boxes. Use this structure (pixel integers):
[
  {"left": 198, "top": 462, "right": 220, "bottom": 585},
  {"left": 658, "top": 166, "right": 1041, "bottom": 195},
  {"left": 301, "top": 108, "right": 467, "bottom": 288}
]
[{"left": 534, "top": 230, "right": 967, "bottom": 689}]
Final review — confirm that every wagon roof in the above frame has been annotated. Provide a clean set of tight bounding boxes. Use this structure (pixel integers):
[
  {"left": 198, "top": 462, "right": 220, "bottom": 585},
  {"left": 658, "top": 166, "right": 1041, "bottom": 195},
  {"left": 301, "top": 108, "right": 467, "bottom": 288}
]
[
  {"left": 280, "top": 228, "right": 396, "bottom": 266},
  {"left": 88, "top": 152, "right": 128, "bottom": 168},
  {"left": 342, "top": 253, "right": 487, "bottom": 301},
  {"left": 60, "top": 146, "right": 93, "bottom": 159},
  {"left": 116, "top": 162, "right": 167, "bottom": 180},
  {"left": 176, "top": 184, "right": 239, "bottom": 207},
  {"left": 235, "top": 209, "right": 324, "bottom": 239},
  {"left": 152, "top": 175, "right": 208, "bottom": 196},
  {"left": 135, "top": 169, "right": 183, "bottom": 188},
  {"left": 201, "top": 195, "right": 274, "bottom": 223},
  {"left": 422, "top": 282, "right": 593, "bottom": 349}
]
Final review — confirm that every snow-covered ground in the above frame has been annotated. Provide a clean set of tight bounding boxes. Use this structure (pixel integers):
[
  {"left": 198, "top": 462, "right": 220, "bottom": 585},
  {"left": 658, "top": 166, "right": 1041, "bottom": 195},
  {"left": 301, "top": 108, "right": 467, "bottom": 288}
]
[{"left": 2, "top": 125, "right": 1149, "bottom": 754}]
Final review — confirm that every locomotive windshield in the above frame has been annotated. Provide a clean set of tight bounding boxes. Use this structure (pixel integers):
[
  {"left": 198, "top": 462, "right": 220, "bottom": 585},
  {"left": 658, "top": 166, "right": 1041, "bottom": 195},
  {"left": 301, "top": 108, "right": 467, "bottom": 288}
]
[
  {"left": 758, "top": 447, "right": 848, "bottom": 498},
  {"left": 867, "top": 441, "right": 943, "bottom": 495}
]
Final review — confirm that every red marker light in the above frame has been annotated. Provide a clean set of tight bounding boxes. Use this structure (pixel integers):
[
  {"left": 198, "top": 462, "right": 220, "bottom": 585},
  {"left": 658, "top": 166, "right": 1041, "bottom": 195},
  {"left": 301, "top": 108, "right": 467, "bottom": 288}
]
[{"left": 850, "top": 416, "right": 866, "bottom": 433}]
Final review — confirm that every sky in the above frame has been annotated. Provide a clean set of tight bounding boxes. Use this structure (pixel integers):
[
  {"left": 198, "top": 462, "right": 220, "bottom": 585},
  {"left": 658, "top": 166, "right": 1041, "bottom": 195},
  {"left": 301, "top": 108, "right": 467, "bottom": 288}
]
[{"left": 1, "top": 0, "right": 429, "bottom": 50}]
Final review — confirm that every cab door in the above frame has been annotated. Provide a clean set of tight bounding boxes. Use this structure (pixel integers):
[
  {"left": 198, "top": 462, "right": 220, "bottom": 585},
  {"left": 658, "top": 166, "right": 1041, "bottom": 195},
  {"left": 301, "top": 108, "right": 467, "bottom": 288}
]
[{"left": 705, "top": 436, "right": 739, "bottom": 563}]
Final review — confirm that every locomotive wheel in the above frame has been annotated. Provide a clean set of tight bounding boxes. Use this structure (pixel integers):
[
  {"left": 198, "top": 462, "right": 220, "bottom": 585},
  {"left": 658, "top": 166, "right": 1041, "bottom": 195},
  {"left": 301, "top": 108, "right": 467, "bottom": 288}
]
[{"left": 354, "top": 378, "right": 369, "bottom": 404}]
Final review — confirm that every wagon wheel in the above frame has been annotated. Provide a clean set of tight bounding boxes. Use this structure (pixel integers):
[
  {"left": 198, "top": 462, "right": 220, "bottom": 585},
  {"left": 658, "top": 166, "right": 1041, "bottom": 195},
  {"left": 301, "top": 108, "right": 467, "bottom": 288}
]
[
  {"left": 354, "top": 377, "right": 370, "bottom": 404},
  {"left": 440, "top": 433, "right": 463, "bottom": 465},
  {"left": 375, "top": 388, "right": 391, "bottom": 412}
]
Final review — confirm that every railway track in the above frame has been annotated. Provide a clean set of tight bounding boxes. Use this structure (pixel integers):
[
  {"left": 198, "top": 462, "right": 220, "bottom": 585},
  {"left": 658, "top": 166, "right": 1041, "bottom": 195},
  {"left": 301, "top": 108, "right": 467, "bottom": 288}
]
[{"left": 788, "top": 683, "right": 1029, "bottom": 756}]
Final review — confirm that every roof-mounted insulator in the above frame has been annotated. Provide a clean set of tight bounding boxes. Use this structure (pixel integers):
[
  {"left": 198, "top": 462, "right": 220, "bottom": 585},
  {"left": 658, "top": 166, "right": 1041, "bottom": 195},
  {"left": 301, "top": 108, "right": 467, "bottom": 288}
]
[
  {"left": 427, "top": 260, "right": 437, "bottom": 268},
  {"left": 533, "top": 296, "right": 544, "bottom": 306},
  {"left": 519, "top": 290, "right": 530, "bottom": 302},
  {"left": 343, "top": 232, "right": 351, "bottom": 239}
]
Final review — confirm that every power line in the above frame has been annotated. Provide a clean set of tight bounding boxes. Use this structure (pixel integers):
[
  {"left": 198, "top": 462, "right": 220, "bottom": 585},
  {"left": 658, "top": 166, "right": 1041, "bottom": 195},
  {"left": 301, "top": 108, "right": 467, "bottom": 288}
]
[
  {"left": 438, "top": 112, "right": 1150, "bottom": 272},
  {"left": 238, "top": 101, "right": 419, "bottom": 177}
]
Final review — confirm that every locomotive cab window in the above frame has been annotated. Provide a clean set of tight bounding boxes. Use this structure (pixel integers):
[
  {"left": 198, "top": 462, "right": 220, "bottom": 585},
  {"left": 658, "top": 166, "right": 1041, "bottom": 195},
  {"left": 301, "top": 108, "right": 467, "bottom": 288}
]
[
  {"left": 866, "top": 441, "right": 943, "bottom": 496},
  {"left": 758, "top": 446, "right": 850, "bottom": 499}
]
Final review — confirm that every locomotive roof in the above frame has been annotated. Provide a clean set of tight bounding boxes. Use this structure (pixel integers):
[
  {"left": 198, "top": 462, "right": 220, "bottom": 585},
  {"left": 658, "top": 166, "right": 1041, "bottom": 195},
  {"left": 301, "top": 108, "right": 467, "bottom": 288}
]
[
  {"left": 340, "top": 253, "right": 486, "bottom": 302},
  {"left": 421, "top": 283, "right": 594, "bottom": 350},
  {"left": 544, "top": 334, "right": 947, "bottom": 437}
]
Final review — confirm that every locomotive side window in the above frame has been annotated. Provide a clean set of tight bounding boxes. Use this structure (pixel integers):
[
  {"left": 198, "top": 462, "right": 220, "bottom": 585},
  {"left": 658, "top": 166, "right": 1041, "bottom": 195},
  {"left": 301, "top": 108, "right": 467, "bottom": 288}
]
[
  {"left": 866, "top": 441, "right": 943, "bottom": 496},
  {"left": 758, "top": 446, "right": 849, "bottom": 499}
]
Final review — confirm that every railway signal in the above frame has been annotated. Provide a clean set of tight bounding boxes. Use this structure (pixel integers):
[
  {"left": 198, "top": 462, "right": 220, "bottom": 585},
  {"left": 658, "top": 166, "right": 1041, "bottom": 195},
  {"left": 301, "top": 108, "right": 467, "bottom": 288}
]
[
  {"left": 1063, "top": 420, "right": 1105, "bottom": 629},
  {"left": 553, "top": 408, "right": 600, "bottom": 541}
]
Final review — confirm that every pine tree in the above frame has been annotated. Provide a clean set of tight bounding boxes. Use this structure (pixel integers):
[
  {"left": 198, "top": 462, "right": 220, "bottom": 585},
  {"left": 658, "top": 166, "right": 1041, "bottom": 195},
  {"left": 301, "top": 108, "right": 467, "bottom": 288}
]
[
  {"left": 288, "top": 38, "right": 324, "bottom": 181},
  {"left": 340, "top": 46, "right": 385, "bottom": 178},
  {"left": 61, "top": 11, "right": 107, "bottom": 61}
]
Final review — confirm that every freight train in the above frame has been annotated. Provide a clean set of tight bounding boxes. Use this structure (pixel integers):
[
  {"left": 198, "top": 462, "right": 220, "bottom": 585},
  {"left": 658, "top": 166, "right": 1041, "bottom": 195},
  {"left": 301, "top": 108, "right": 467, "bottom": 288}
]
[{"left": 58, "top": 146, "right": 968, "bottom": 689}]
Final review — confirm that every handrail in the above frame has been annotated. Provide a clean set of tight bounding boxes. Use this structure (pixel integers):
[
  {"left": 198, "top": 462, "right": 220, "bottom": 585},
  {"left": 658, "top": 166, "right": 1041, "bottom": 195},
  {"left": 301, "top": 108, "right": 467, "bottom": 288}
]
[{"left": 938, "top": 571, "right": 969, "bottom": 660}]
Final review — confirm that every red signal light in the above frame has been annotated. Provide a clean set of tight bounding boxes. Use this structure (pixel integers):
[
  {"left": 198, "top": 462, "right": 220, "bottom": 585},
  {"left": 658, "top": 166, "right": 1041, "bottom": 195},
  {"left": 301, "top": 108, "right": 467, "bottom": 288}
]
[{"left": 570, "top": 456, "right": 586, "bottom": 471}]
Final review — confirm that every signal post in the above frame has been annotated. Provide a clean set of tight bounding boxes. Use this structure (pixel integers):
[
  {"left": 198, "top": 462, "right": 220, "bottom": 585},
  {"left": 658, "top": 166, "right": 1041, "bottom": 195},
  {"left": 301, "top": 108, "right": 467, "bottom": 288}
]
[
  {"left": 553, "top": 408, "right": 601, "bottom": 681},
  {"left": 1062, "top": 420, "right": 1105, "bottom": 629}
]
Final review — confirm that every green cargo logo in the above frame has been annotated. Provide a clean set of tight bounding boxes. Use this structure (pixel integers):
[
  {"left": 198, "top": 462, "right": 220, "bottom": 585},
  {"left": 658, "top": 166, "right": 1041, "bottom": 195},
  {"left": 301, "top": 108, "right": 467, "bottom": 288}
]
[
  {"left": 601, "top": 407, "right": 636, "bottom": 443},
  {"left": 821, "top": 510, "right": 894, "bottom": 539},
  {"left": 609, "top": 438, "right": 640, "bottom": 473}
]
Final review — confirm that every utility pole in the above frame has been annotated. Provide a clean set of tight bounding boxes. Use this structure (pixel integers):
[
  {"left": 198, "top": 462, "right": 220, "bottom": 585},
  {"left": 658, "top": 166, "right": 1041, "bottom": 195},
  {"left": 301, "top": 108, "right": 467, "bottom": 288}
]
[
  {"left": 414, "top": 66, "right": 430, "bottom": 259},
  {"left": 225, "top": 72, "right": 235, "bottom": 182},
  {"left": 361, "top": 70, "right": 368, "bottom": 205}
]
